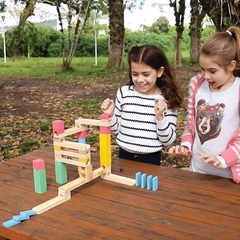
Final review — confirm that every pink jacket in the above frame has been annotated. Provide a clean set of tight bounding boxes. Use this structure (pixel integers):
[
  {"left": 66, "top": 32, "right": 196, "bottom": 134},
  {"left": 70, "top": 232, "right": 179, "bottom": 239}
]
[{"left": 181, "top": 74, "right": 240, "bottom": 183}]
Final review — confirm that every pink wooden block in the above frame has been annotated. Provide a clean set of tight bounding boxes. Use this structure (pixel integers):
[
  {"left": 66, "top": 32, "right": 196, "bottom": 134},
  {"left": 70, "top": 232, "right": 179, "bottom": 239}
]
[
  {"left": 100, "top": 126, "right": 111, "bottom": 134},
  {"left": 32, "top": 159, "right": 45, "bottom": 170},
  {"left": 76, "top": 130, "right": 87, "bottom": 138},
  {"left": 52, "top": 120, "right": 64, "bottom": 134},
  {"left": 100, "top": 113, "right": 112, "bottom": 119},
  {"left": 100, "top": 113, "right": 111, "bottom": 134}
]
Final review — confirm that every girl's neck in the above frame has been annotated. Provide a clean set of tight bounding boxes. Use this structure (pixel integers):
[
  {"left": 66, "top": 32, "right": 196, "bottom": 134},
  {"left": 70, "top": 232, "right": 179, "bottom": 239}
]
[{"left": 210, "top": 75, "right": 236, "bottom": 92}]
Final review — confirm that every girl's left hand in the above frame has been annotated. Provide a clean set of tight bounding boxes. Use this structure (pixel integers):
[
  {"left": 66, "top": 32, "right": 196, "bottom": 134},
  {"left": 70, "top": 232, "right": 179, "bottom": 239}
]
[
  {"left": 154, "top": 98, "right": 167, "bottom": 121},
  {"left": 197, "top": 152, "right": 223, "bottom": 168}
]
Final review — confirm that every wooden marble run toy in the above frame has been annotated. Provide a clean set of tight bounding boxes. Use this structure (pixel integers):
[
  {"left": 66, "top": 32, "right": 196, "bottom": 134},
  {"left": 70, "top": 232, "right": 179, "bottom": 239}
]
[{"left": 32, "top": 113, "right": 136, "bottom": 215}]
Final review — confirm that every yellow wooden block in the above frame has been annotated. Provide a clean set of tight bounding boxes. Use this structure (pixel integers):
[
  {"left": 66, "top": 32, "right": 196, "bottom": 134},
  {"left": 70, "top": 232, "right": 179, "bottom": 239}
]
[
  {"left": 54, "top": 145, "right": 61, "bottom": 150},
  {"left": 79, "top": 157, "right": 91, "bottom": 163},
  {"left": 100, "top": 148, "right": 111, "bottom": 168},
  {"left": 99, "top": 133, "right": 111, "bottom": 168},
  {"left": 99, "top": 134, "right": 111, "bottom": 147}
]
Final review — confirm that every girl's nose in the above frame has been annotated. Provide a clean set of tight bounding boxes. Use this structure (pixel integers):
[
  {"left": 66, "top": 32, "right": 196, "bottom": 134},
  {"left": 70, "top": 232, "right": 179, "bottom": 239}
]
[
  {"left": 136, "top": 75, "right": 144, "bottom": 82},
  {"left": 203, "top": 72, "right": 211, "bottom": 80}
]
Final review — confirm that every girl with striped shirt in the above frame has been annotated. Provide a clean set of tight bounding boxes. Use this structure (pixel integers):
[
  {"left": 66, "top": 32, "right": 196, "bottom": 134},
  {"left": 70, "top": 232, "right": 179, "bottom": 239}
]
[{"left": 101, "top": 44, "right": 182, "bottom": 165}]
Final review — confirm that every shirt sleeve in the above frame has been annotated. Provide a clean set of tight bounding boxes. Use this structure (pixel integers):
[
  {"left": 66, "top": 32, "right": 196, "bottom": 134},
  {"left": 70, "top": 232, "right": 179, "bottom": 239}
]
[{"left": 156, "top": 109, "right": 177, "bottom": 146}]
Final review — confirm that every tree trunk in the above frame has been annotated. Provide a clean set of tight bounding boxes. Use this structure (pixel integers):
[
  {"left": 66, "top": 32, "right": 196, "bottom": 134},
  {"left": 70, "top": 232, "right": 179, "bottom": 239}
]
[
  {"left": 14, "top": 0, "right": 36, "bottom": 57},
  {"left": 170, "top": 0, "right": 185, "bottom": 67},
  {"left": 174, "top": 37, "right": 181, "bottom": 67},
  {"left": 106, "top": 0, "right": 124, "bottom": 68},
  {"left": 189, "top": 0, "right": 205, "bottom": 63}
]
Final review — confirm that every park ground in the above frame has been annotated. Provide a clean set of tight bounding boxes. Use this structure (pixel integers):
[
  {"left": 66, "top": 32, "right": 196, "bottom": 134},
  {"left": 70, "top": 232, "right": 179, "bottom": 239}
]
[{"left": 0, "top": 66, "right": 200, "bottom": 168}]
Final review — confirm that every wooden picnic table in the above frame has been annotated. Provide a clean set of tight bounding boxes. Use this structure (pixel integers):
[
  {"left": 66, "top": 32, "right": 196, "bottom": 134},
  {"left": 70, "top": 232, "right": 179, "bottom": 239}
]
[{"left": 0, "top": 146, "right": 240, "bottom": 240}]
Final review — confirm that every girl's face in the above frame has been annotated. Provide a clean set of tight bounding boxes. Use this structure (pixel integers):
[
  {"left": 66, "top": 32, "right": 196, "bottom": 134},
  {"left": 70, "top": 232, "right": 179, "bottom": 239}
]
[
  {"left": 199, "top": 55, "right": 236, "bottom": 92},
  {"left": 130, "top": 62, "right": 164, "bottom": 95}
]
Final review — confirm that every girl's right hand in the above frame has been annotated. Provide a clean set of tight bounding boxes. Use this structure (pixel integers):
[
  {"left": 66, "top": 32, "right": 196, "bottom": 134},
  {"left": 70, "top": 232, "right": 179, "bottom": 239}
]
[
  {"left": 101, "top": 98, "right": 115, "bottom": 115},
  {"left": 168, "top": 145, "right": 192, "bottom": 158}
]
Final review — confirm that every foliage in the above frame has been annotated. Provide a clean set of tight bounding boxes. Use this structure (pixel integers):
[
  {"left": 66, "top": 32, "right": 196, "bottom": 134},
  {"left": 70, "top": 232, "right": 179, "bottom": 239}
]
[
  {"left": 140, "top": 16, "right": 170, "bottom": 34},
  {"left": 200, "top": 26, "right": 216, "bottom": 44},
  {"left": 124, "top": 26, "right": 192, "bottom": 54},
  {"left": 0, "top": 22, "right": 219, "bottom": 60},
  {"left": 56, "top": 0, "right": 93, "bottom": 70},
  {"left": 198, "top": 0, "right": 240, "bottom": 30},
  {"left": 0, "top": 0, "right": 6, "bottom": 12}
]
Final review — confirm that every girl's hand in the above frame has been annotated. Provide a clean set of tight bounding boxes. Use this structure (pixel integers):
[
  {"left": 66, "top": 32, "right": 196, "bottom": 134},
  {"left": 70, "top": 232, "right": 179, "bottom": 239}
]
[
  {"left": 197, "top": 152, "right": 223, "bottom": 168},
  {"left": 154, "top": 98, "right": 167, "bottom": 121},
  {"left": 101, "top": 98, "right": 115, "bottom": 115},
  {"left": 168, "top": 145, "right": 192, "bottom": 158}
]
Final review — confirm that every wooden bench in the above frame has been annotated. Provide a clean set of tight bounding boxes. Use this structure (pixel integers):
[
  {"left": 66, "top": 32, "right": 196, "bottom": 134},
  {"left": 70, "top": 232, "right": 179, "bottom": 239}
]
[{"left": 0, "top": 147, "right": 240, "bottom": 240}]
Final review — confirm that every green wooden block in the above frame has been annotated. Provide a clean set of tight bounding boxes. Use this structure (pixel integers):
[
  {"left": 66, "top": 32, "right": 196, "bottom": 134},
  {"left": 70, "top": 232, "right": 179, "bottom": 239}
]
[
  {"left": 33, "top": 169, "right": 47, "bottom": 194},
  {"left": 55, "top": 161, "right": 68, "bottom": 184}
]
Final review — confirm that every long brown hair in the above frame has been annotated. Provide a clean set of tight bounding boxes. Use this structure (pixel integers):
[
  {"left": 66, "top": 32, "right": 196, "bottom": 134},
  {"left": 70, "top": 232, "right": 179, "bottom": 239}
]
[{"left": 127, "top": 44, "right": 182, "bottom": 110}]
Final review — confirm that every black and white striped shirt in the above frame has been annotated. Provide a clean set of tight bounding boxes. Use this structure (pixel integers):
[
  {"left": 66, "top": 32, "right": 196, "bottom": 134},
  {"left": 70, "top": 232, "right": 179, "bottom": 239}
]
[{"left": 111, "top": 85, "right": 178, "bottom": 153}]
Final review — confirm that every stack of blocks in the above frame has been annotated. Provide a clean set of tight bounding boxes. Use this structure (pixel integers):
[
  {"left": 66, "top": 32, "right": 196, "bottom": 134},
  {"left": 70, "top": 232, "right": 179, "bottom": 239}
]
[
  {"left": 135, "top": 172, "right": 158, "bottom": 191},
  {"left": 32, "top": 159, "right": 47, "bottom": 194},
  {"left": 99, "top": 113, "right": 112, "bottom": 168},
  {"left": 52, "top": 120, "right": 68, "bottom": 184}
]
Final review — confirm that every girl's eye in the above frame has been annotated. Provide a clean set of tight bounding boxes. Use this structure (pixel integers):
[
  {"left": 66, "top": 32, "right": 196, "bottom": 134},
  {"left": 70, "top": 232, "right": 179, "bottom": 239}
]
[{"left": 201, "top": 69, "right": 216, "bottom": 74}]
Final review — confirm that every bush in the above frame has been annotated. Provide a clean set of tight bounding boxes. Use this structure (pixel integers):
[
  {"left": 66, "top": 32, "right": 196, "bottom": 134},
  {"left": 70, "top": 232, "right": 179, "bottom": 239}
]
[{"left": 1, "top": 24, "right": 217, "bottom": 59}]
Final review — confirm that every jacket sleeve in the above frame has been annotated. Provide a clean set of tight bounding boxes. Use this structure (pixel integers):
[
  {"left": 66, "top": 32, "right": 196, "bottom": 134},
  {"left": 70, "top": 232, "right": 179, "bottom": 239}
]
[
  {"left": 180, "top": 77, "right": 197, "bottom": 148},
  {"left": 220, "top": 128, "right": 240, "bottom": 167},
  {"left": 180, "top": 74, "right": 205, "bottom": 149}
]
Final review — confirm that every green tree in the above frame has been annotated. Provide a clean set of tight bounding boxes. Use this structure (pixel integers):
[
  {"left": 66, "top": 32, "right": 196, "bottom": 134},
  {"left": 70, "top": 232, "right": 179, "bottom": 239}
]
[
  {"left": 31, "top": 24, "right": 61, "bottom": 57},
  {"left": 13, "top": 0, "right": 37, "bottom": 57},
  {"left": 8, "top": 21, "right": 37, "bottom": 57},
  {"left": 55, "top": 0, "right": 93, "bottom": 70},
  {"left": 147, "top": 16, "right": 170, "bottom": 34},
  {"left": 0, "top": 0, "right": 6, "bottom": 12},
  {"left": 198, "top": 0, "right": 240, "bottom": 30}
]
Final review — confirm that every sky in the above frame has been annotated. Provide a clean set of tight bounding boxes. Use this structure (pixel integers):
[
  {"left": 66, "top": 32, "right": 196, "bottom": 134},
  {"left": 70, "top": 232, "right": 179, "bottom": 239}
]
[{"left": 0, "top": 0, "right": 191, "bottom": 30}]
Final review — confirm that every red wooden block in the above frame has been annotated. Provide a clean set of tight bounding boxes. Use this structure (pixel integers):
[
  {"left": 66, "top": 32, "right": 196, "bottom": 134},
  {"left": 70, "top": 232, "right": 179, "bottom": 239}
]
[{"left": 76, "top": 130, "right": 87, "bottom": 138}]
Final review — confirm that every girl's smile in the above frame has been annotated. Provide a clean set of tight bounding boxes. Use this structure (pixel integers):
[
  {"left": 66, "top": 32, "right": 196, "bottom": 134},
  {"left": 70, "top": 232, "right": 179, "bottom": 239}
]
[{"left": 131, "top": 62, "right": 164, "bottom": 95}]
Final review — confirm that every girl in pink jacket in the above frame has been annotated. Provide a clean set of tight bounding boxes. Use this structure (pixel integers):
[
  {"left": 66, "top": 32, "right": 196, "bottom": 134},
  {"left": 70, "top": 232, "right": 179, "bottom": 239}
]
[{"left": 169, "top": 26, "right": 240, "bottom": 184}]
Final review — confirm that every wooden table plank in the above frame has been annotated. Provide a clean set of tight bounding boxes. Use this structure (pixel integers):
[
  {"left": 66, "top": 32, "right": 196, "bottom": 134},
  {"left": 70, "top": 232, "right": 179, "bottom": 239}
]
[
  {"left": 0, "top": 168, "right": 197, "bottom": 240},
  {"left": 1, "top": 147, "right": 240, "bottom": 240}
]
